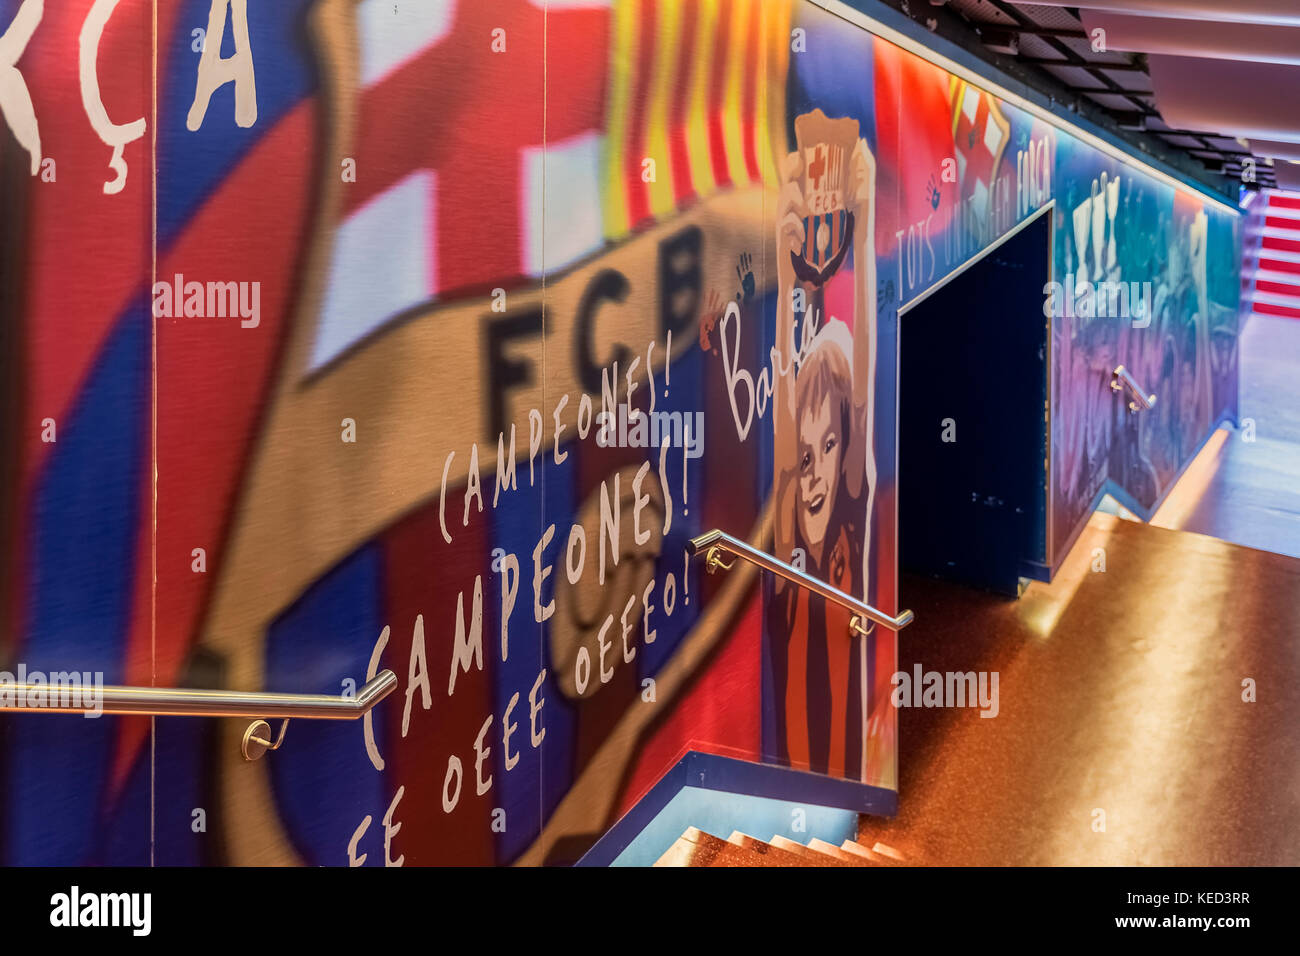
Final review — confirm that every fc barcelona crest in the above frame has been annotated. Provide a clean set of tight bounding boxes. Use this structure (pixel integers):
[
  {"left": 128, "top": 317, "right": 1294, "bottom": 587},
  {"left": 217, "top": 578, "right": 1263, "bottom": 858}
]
[{"left": 790, "top": 109, "right": 861, "bottom": 287}]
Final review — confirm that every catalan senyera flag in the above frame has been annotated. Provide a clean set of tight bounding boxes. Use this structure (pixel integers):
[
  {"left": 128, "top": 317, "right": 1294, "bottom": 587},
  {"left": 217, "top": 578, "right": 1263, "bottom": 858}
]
[{"left": 602, "top": 0, "right": 791, "bottom": 240}]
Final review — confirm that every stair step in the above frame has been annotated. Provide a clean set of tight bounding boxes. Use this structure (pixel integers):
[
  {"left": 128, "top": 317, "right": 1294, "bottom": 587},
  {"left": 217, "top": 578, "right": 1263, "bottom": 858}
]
[
  {"left": 1254, "top": 302, "right": 1300, "bottom": 319},
  {"left": 852, "top": 825, "right": 911, "bottom": 862},
  {"left": 1253, "top": 288, "right": 1300, "bottom": 309},
  {"left": 1261, "top": 226, "right": 1300, "bottom": 241},
  {"left": 807, "top": 837, "right": 872, "bottom": 864},
  {"left": 1263, "top": 235, "right": 1300, "bottom": 254},
  {"left": 768, "top": 834, "right": 854, "bottom": 866},
  {"left": 1255, "top": 269, "right": 1300, "bottom": 287},
  {"left": 1260, "top": 248, "right": 1300, "bottom": 265},
  {"left": 653, "top": 836, "right": 704, "bottom": 867},
  {"left": 869, "top": 841, "right": 907, "bottom": 862},
  {"left": 1258, "top": 257, "right": 1300, "bottom": 275},
  {"left": 840, "top": 839, "right": 901, "bottom": 865},
  {"left": 727, "top": 831, "right": 820, "bottom": 867},
  {"left": 1265, "top": 203, "right": 1300, "bottom": 222},
  {"left": 654, "top": 827, "right": 773, "bottom": 867},
  {"left": 1256, "top": 281, "right": 1300, "bottom": 303}
]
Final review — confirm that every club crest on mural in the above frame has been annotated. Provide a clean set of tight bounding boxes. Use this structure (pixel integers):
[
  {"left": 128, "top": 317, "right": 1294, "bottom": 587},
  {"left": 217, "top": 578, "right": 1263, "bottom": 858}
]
[
  {"left": 0, "top": 0, "right": 1241, "bottom": 870},
  {"left": 791, "top": 109, "right": 861, "bottom": 286}
]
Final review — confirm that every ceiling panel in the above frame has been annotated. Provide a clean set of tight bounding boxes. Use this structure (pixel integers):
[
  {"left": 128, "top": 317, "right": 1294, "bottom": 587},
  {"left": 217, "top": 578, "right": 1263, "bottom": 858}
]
[
  {"left": 949, "top": 0, "right": 1019, "bottom": 27},
  {"left": 918, "top": 0, "right": 1275, "bottom": 189}
]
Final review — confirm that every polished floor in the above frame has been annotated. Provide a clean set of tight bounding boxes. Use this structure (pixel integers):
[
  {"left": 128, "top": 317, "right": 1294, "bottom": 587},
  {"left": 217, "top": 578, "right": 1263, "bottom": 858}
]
[
  {"left": 861, "top": 513, "right": 1300, "bottom": 865},
  {"left": 1152, "top": 313, "right": 1300, "bottom": 559}
]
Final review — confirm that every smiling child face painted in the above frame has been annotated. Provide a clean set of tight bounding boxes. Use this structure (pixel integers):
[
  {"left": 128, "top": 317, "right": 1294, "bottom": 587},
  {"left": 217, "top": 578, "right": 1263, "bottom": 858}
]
[{"left": 797, "top": 394, "right": 841, "bottom": 556}]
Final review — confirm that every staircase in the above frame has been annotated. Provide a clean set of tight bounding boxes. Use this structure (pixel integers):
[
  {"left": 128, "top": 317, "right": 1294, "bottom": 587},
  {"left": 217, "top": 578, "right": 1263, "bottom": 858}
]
[
  {"left": 1249, "top": 191, "right": 1300, "bottom": 321},
  {"left": 653, "top": 827, "right": 905, "bottom": 867}
]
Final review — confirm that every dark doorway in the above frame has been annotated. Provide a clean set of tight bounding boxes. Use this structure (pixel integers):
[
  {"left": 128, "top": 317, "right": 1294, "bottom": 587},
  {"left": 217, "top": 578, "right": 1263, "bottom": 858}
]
[{"left": 898, "top": 208, "right": 1051, "bottom": 596}]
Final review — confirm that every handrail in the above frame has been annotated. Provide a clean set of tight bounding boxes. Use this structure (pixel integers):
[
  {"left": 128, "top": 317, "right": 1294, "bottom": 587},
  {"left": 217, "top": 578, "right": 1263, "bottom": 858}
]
[
  {"left": 687, "top": 530, "right": 915, "bottom": 632},
  {"left": 0, "top": 669, "right": 397, "bottom": 719},
  {"left": 0, "top": 670, "right": 399, "bottom": 760},
  {"left": 1111, "top": 365, "right": 1157, "bottom": 412}
]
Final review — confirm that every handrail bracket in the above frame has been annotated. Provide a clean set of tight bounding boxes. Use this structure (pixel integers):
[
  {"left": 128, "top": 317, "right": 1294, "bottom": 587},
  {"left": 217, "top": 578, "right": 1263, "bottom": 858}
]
[
  {"left": 687, "top": 529, "right": 915, "bottom": 633},
  {"left": 242, "top": 718, "right": 291, "bottom": 762},
  {"left": 0, "top": 670, "right": 398, "bottom": 762},
  {"left": 704, "top": 546, "right": 735, "bottom": 575},
  {"left": 1112, "top": 364, "right": 1157, "bottom": 413}
]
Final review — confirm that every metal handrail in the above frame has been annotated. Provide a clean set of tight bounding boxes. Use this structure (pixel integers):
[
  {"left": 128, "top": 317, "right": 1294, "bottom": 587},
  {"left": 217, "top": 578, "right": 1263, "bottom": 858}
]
[
  {"left": 0, "top": 670, "right": 399, "bottom": 760},
  {"left": 0, "top": 670, "right": 397, "bottom": 718},
  {"left": 687, "top": 530, "right": 915, "bottom": 632},
  {"left": 1111, "top": 365, "right": 1157, "bottom": 412}
]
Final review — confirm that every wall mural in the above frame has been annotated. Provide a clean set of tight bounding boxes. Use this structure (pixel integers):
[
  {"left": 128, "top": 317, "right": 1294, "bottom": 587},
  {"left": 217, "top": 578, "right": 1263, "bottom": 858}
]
[{"left": 0, "top": 0, "right": 1239, "bottom": 865}]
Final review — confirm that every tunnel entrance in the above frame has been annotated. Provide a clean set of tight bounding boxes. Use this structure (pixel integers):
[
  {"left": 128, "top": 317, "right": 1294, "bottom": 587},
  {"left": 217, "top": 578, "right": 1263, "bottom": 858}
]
[{"left": 898, "top": 206, "right": 1052, "bottom": 596}]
